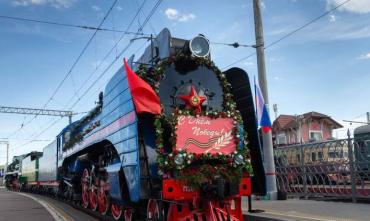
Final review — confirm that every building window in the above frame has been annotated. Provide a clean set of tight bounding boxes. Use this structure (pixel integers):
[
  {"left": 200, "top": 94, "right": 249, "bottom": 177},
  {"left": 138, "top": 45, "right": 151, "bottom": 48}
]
[
  {"left": 328, "top": 151, "right": 336, "bottom": 159},
  {"left": 277, "top": 133, "right": 287, "bottom": 145},
  {"left": 311, "top": 152, "right": 316, "bottom": 162},
  {"left": 318, "top": 151, "right": 323, "bottom": 160},
  {"left": 309, "top": 130, "right": 323, "bottom": 141}
]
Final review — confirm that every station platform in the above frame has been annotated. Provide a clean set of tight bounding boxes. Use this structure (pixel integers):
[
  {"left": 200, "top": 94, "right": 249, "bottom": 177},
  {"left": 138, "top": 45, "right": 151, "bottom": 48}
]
[
  {"left": 243, "top": 197, "right": 370, "bottom": 221},
  {"left": 0, "top": 187, "right": 97, "bottom": 221},
  {"left": 2, "top": 186, "right": 369, "bottom": 221},
  {"left": 0, "top": 187, "right": 55, "bottom": 221}
]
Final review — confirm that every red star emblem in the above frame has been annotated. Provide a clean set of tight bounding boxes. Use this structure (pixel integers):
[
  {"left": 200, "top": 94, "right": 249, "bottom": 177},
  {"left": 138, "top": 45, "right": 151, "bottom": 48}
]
[{"left": 179, "top": 86, "right": 207, "bottom": 113}]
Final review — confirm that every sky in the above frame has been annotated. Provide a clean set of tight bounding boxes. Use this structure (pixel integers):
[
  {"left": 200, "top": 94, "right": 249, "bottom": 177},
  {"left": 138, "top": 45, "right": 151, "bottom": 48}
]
[{"left": 0, "top": 0, "right": 370, "bottom": 164}]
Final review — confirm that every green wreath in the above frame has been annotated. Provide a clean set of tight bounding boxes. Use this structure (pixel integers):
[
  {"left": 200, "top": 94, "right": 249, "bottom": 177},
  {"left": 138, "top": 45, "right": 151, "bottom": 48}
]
[{"left": 137, "top": 54, "right": 253, "bottom": 188}]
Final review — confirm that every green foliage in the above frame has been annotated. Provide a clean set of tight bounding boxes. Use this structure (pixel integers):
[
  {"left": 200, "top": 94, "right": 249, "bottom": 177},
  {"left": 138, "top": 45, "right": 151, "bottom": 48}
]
[
  {"left": 63, "top": 104, "right": 102, "bottom": 150},
  {"left": 140, "top": 53, "right": 254, "bottom": 189}
]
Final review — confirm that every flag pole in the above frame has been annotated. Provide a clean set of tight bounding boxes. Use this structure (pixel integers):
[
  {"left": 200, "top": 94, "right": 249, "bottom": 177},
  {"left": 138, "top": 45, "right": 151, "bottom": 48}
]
[{"left": 254, "top": 75, "right": 258, "bottom": 121}]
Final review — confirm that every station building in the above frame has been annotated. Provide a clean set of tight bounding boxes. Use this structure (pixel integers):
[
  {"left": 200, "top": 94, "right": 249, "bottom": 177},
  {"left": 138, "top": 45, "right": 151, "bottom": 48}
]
[{"left": 272, "top": 111, "right": 343, "bottom": 146}]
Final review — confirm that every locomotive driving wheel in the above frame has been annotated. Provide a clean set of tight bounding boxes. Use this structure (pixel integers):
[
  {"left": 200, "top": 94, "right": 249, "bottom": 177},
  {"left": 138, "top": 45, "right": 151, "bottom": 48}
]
[
  {"left": 111, "top": 204, "right": 133, "bottom": 221},
  {"left": 89, "top": 185, "right": 98, "bottom": 211},
  {"left": 81, "top": 169, "right": 90, "bottom": 208},
  {"left": 111, "top": 204, "right": 122, "bottom": 220},
  {"left": 124, "top": 209, "right": 133, "bottom": 221},
  {"left": 97, "top": 187, "right": 109, "bottom": 215},
  {"left": 147, "top": 199, "right": 160, "bottom": 220}
]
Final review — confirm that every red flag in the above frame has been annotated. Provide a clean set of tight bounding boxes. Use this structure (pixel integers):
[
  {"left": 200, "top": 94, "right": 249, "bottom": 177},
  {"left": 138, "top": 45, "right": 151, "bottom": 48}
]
[{"left": 123, "top": 58, "right": 161, "bottom": 115}]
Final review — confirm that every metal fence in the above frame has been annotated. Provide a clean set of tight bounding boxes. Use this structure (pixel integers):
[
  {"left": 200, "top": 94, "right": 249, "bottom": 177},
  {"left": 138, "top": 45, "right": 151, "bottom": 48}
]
[{"left": 274, "top": 135, "right": 370, "bottom": 202}]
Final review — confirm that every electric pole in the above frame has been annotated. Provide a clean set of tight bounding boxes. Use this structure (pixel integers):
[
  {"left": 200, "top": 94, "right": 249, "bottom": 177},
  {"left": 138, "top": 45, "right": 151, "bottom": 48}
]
[
  {"left": 273, "top": 104, "right": 278, "bottom": 119},
  {"left": 253, "top": 0, "right": 277, "bottom": 199},
  {"left": 367, "top": 112, "right": 370, "bottom": 123},
  {"left": 0, "top": 140, "right": 9, "bottom": 176}
]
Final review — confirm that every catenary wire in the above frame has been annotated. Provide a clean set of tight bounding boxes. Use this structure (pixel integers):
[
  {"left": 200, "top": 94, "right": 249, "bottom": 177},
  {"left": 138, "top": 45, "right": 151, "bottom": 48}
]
[
  {"left": 0, "top": 14, "right": 148, "bottom": 35},
  {"left": 10, "top": 0, "right": 163, "bottom": 151},
  {"left": 222, "top": 0, "right": 352, "bottom": 70},
  {"left": 7, "top": 0, "right": 120, "bottom": 139}
]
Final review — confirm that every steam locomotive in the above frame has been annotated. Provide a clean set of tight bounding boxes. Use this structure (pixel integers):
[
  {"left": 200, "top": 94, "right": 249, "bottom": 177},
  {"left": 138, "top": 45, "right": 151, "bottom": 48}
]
[{"left": 5, "top": 28, "right": 266, "bottom": 221}]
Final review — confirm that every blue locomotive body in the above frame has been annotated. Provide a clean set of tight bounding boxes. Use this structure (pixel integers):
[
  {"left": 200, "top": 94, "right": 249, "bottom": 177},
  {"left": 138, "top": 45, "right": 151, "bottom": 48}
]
[
  {"left": 7, "top": 28, "right": 266, "bottom": 220},
  {"left": 56, "top": 66, "right": 142, "bottom": 202}
]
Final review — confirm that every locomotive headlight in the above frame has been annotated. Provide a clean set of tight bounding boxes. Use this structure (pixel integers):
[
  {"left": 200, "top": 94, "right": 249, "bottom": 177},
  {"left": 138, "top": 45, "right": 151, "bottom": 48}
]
[
  {"left": 174, "top": 154, "right": 185, "bottom": 165},
  {"left": 189, "top": 35, "right": 210, "bottom": 57},
  {"left": 234, "top": 154, "right": 244, "bottom": 165}
]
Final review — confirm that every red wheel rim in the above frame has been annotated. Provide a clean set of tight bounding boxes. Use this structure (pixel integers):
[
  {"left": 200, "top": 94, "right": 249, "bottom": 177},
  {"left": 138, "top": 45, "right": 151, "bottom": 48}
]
[
  {"left": 147, "top": 199, "right": 159, "bottom": 219},
  {"left": 98, "top": 189, "right": 109, "bottom": 215},
  {"left": 124, "top": 209, "right": 133, "bottom": 221},
  {"left": 111, "top": 204, "right": 123, "bottom": 220},
  {"left": 81, "top": 169, "right": 89, "bottom": 208},
  {"left": 89, "top": 186, "right": 98, "bottom": 211}
]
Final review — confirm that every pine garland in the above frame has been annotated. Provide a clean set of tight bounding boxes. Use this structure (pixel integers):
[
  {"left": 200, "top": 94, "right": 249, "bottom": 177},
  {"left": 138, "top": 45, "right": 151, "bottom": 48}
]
[
  {"left": 63, "top": 104, "right": 102, "bottom": 150},
  {"left": 137, "top": 53, "right": 253, "bottom": 189}
]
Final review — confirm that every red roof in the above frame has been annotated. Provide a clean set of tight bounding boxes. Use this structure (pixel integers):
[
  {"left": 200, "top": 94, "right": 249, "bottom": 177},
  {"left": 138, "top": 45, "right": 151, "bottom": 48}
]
[
  {"left": 273, "top": 111, "right": 343, "bottom": 130},
  {"left": 273, "top": 114, "right": 295, "bottom": 130}
]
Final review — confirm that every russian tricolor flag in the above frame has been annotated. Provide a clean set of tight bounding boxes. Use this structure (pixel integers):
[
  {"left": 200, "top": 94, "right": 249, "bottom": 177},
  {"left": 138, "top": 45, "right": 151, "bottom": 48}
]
[{"left": 255, "top": 79, "right": 272, "bottom": 133}]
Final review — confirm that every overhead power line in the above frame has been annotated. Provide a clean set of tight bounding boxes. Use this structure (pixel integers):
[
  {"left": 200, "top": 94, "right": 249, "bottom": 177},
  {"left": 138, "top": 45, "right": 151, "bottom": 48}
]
[
  {"left": 67, "top": 0, "right": 163, "bottom": 111},
  {"left": 47, "top": 0, "right": 120, "bottom": 109},
  {"left": 62, "top": 0, "right": 149, "bottom": 110},
  {"left": 11, "top": 117, "right": 64, "bottom": 151},
  {"left": 7, "top": 0, "right": 120, "bottom": 139},
  {"left": 10, "top": 0, "right": 149, "bottom": 148},
  {"left": 342, "top": 120, "right": 370, "bottom": 125},
  {"left": 0, "top": 14, "right": 148, "bottom": 36},
  {"left": 10, "top": 0, "right": 163, "bottom": 150},
  {"left": 222, "top": 0, "right": 352, "bottom": 70},
  {"left": 211, "top": 41, "right": 256, "bottom": 48}
]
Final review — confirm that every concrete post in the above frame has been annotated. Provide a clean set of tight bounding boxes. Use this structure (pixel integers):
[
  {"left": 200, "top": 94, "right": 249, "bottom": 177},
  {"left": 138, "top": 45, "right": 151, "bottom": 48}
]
[{"left": 253, "top": 0, "right": 277, "bottom": 199}]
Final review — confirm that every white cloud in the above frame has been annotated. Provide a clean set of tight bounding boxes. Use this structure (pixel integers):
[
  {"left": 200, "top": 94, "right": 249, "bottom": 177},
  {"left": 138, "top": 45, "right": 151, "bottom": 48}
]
[
  {"left": 11, "top": 0, "right": 75, "bottom": 9},
  {"left": 358, "top": 52, "right": 370, "bottom": 60},
  {"left": 267, "top": 12, "right": 370, "bottom": 43},
  {"left": 329, "top": 14, "right": 336, "bottom": 22},
  {"left": 178, "top": 13, "right": 196, "bottom": 22},
  {"left": 116, "top": 6, "right": 123, "bottom": 11},
  {"left": 313, "top": 24, "right": 370, "bottom": 41},
  {"left": 165, "top": 8, "right": 178, "bottom": 20},
  {"left": 327, "top": 0, "right": 370, "bottom": 14},
  {"left": 164, "top": 8, "right": 196, "bottom": 23},
  {"left": 91, "top": 5, "right": 100, "bottom": 12}
]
